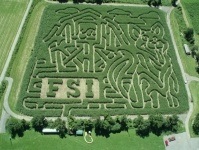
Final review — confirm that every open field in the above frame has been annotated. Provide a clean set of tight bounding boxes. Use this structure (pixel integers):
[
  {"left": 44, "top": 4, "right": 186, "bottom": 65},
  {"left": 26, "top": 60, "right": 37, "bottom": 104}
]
[
  {"left": 0, "top": 0, "right": 28, "bottom": 74},
  {"left": 189, "top": 81, "right": 199, "bottom": 137},
  {"left": 170, "top": 8, "right": 199, "bottom": 78},
  {"left": 0, "top": 129, "right": 164, "bottom": 150},
  {"left": 15, "top": 4, "right": 188, "bottom": 117},
  {"left": 181, "top": 0, "right": 199, "bottom": 46}
]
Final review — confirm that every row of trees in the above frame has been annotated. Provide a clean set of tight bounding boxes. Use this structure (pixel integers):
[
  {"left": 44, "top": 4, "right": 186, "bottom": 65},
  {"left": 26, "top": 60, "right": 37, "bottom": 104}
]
[
  {"left": 54, "top": 0, "right": 177, "bottom": 6},
  {"left": 68, "top": 115, "right": 132, "bottom": 137},
  {"left": 183, "top": 28, "right": 199, "bottom": 73},
  {"left": 31, "top": 115, "right": 67, "bottom": 138},
  {"left": 6, "top": 114, "right": 181, "bottom": 138},
  {"left": 133, "top": 114, "right": 180, "bottom": 137}
]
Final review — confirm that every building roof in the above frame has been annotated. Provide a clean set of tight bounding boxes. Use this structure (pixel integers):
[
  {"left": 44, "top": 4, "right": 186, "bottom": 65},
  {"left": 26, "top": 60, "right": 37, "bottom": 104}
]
[
  {"left": 76, "top": 130, "right": 83, "bottom": 135},
  {"left": 184, "top": 44, "right": 191, "bottom": 54},
  {"left": 42, "top": 128, "right": 59, "bottom": 133}
]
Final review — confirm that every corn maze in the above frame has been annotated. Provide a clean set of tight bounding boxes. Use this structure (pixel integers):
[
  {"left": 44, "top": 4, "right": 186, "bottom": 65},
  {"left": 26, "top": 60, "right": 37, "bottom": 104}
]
[{"left": 17, "top": 5, "right": 188, "bottom": 117}]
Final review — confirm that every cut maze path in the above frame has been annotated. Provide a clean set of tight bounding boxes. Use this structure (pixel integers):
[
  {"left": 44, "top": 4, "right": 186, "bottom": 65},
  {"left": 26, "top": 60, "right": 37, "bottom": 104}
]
[
  {"left": 19, "top": 3, "right": 187, "bottom": 118},
  {"left": 0, "top": 2, "right": 199, "bottom": 142}
]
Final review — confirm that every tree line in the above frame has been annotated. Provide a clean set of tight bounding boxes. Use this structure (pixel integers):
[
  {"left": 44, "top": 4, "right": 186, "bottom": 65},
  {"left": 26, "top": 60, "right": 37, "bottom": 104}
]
[
  {"left": 53, "top": 0, "right": 177, "bottom": 7},
  {"left": 6, "top": 114, "right": 181, "bottom": 139}
]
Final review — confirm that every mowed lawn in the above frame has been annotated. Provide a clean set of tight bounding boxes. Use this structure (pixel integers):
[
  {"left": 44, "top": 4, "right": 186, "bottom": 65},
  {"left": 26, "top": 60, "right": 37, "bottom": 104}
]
[
  {"left": 189, "top": 81, "right": 199, "bottom": 137},
  {"left": 0, "top": 130, "right": 164, "bottom": 150},
  {"left": 0, "top": 0, "right": 28, "bottom": 74}
]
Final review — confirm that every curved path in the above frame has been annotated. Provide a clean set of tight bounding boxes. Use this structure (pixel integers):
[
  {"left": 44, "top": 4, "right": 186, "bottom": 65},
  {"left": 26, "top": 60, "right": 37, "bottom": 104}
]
[
  {"left": 0, "top": 0, "right": 33, "bottom": 85},
  {"left": 4, "top": 77, "right": 32, "bottom": 121},
  {"left": 0, "top": 0, "right": 33, "bottom": 133},
  {"left": 185, "top": 73, "right": 199, "bottom": 83}
]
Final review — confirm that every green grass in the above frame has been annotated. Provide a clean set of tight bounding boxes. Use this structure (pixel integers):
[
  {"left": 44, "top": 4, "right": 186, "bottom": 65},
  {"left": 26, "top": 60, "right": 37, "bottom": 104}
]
[
  {"left": 0, "top": 0, "right": 28, "bottom": 74},
  {"left": 8, "top": 1, "right": 48, "bottom": 112},
  {"left": 181, "top": 0, "right": 199, "bottom": 46},
  {"left": 0, "top": 129, "right": 164, "bottom": 150},
  {"left": 189, "top": 81, "right": 199, "bottom": 137},
  {"left": 170, "top": 8, "right": 199, "bottom": 78},
  {"left": 0, "top": 81, "right": 7, "bottom": 118}
]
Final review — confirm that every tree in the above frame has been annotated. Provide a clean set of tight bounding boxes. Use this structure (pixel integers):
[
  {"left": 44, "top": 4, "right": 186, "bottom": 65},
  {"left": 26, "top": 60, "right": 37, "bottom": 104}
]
[
  {"left": 31, "top": 115, "right": 48, "bottom": 132},
  {"left": 133, "top": 116, "right": 150, "bottom": 137},
  {"left": 111, "top": 123, "right": 121, "bottom": 133},
  {"left": 84, "top": 119, "right": 93, "bottom": 132},
  {"left": 103, "top": 114, "right": 116, "bottom": 135},
  {"left": 21, "top": 119, "right": 30, "bottom": 130},
  {"left": 94, "top": 117, "right": 103, "bottom": 135},
  {"left": 193, "top": 113, "right": 199, "bottom": 134},
  {"left": 68, "top": 116, "right": 84, "bottom": 133},
  {"left": 120, "top": 115, "right": 130, "bottom": 131},
  {"left": 171, "top": 0, "right": 177, "bottom": 7},
  {"left": 53, "top": 118, "right": 67, "bottom": 138},
  {"left": 102, "top": 120, "right": 111, "bottom": 131},
  {"left": 96, "top": 0, "right": 102, "bottom": 4},
  {"left": 149, "top": 114, "right": 165, "bottom": 135},
  {"left": 58, "top": 0, "right": 68, "bottom": 3},
  {"left": 165, "top": 115, "right": 179, "bottom": 132},
  {"left": 191, "top": 45, "right": 198, "bottom": 57},
  {"left": 73, "top": 0, "right": 79, "bottom": 3},
  {"left": 148, "top": 0, "right": 161, "bottom": 7},
  {"left": 184, "top": 28, "right": 195, "bottom": 44},
  {"left": 196, "top": 51, "right": 199, "bottom": 63},
  {"left": 196, "top": 66, "right": 199, "bottom": 73},
  {"left": 6, "top": 118, "right": 27, "bottom": 138}
]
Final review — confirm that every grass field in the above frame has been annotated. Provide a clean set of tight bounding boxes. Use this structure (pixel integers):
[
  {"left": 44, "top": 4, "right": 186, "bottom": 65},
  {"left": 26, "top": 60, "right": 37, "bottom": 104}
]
[
  {"left": 181, "top": 0, "right": 199, "bottom": 46},
  {"left": 0, "top": 0, "right": 28, "bottom": 74},
  {"left": 8, "top": 1, "right": 47, "bottom": 112},
  {"left": 0, "top": 129, "right": 164, "bottom": 150},
  {"left": 14, "top": 4, "right": 188, "bottom": 117},
  {"left": 170, "top": 8, "right": 199, "bottom": 78},
  {"left": 189, "top": 81, "right": 199, "bottom": 137}
]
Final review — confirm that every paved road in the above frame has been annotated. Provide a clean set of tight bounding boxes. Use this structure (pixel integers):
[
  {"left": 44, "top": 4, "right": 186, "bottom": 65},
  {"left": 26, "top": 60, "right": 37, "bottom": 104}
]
[
  {"left": 185, "top": 73, "right": 199, "bottom": 83},
  {"left": 166, "top": 6, "right": 193, "bottom": 138},
  {"left": 164, "top": 132, "right": 199, "bottom": 150},
  {"left": 0, "top": 0, "right": 33, "bottom": 85},
  {"left": 0, "top": 0, "right": 33, "bottom": 133},
  {"left": 3, "top": 77, "right": 32, "bottom": 121},
  {"left": 0, "top": 109, "right": 10, "bottom": 133}
]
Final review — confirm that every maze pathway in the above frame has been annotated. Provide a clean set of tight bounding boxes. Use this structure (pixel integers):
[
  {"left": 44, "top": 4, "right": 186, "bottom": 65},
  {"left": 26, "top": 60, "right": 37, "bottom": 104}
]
[{"left": 17, "top": 5, "right": 188, "bottom": 117}]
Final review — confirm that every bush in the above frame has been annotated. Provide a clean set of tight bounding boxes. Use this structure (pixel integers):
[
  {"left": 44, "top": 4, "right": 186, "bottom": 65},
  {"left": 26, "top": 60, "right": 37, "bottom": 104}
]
[
  {"left": 31, "top": 115, "right": 48, "bottom": 132},
  {"left": 184, "top": 28, "right": 195, "bottom": 44},
  {"left": 193, "top": 113, "right": 199, "bottom": 135}
]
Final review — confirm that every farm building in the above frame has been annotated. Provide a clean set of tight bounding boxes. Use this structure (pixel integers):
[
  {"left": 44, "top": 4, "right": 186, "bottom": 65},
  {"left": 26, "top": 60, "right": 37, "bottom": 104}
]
[
  {"left": 42, "top": 128, "right": 59, "bottom": 134},
  {"left": 184, "top": 44, "right": 191, "bottom": 55},
  {"left": 76, "top": 130, "right": 83, "bottom": 136}
]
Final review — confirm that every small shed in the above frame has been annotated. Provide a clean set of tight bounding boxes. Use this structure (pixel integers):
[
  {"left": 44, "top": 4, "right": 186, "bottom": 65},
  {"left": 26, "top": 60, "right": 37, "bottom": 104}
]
[
  {"left": 42, "top": 128, "right": 59, "bottom": 134},
  {"left": 76, "top": 130, "right": 83, "bottom": 136},
  {"left": 184, "top": 44, "right": 191, "bottom": 55}
]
